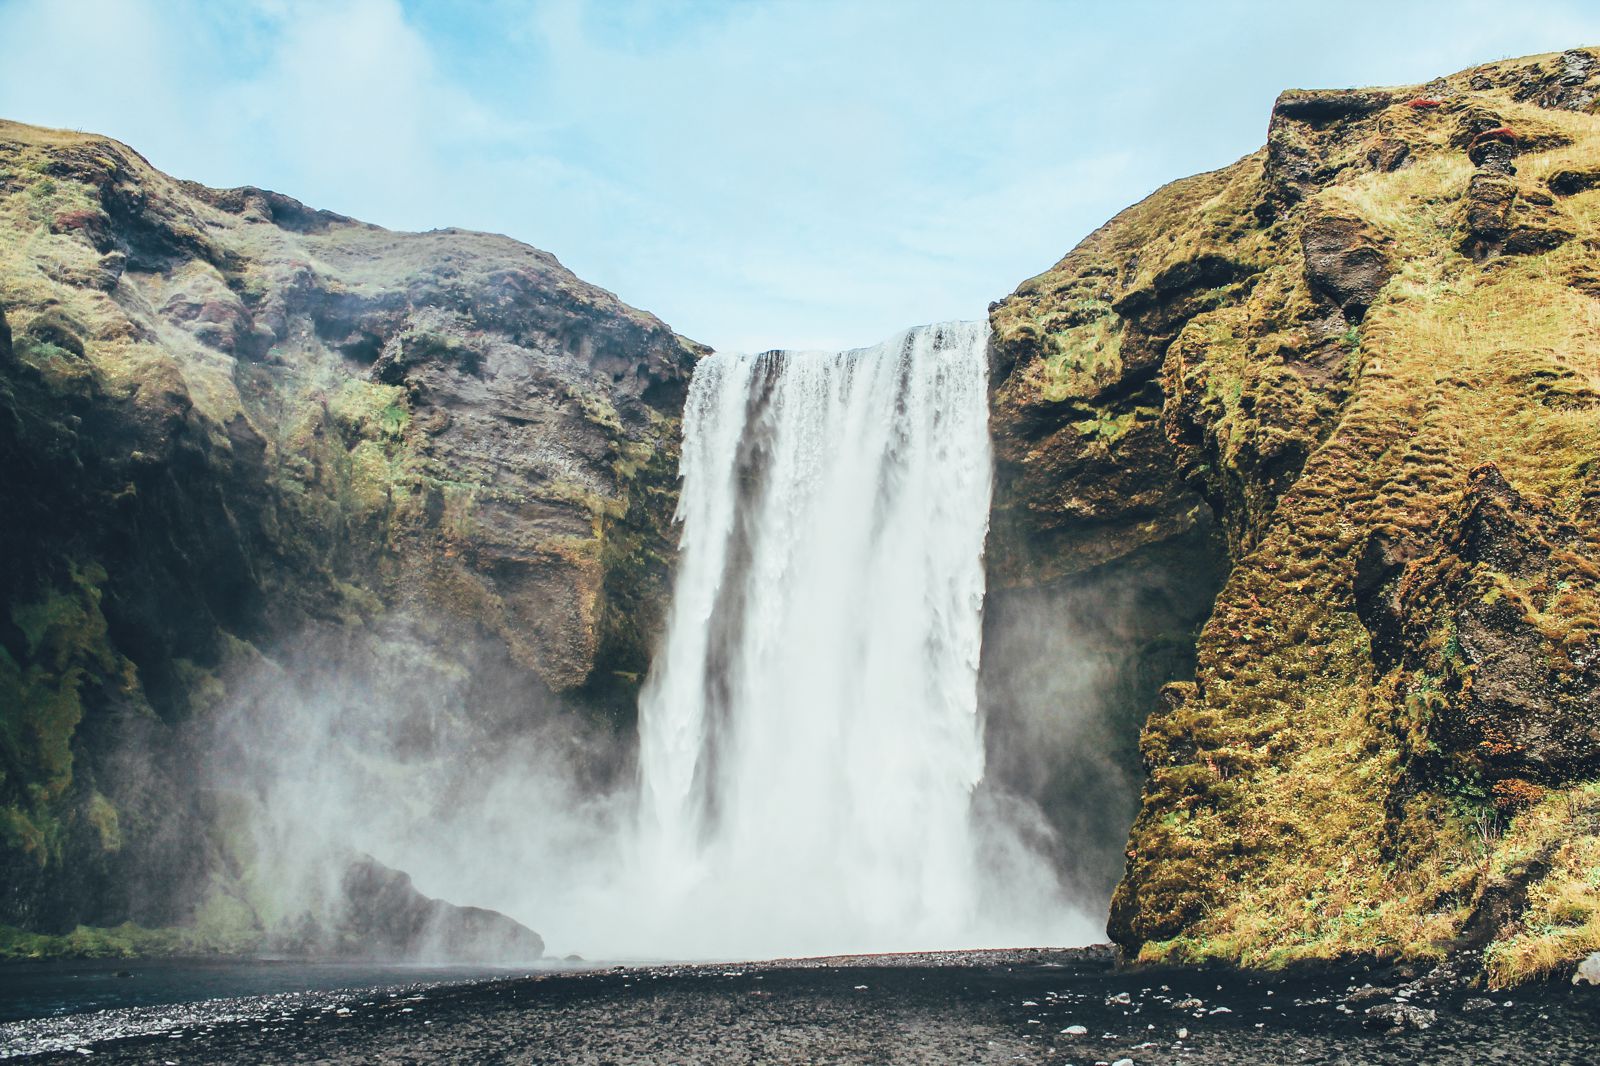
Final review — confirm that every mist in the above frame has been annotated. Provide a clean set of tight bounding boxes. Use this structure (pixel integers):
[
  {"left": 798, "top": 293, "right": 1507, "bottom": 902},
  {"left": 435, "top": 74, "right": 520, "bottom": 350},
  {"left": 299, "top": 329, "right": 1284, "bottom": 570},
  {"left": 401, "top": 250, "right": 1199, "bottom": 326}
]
[
  {"left": 979, "top": 533, "right": 1227, "bottom": 911},
  {"left": 195, "top": 329, "right": 1217, "bottom": 963}
]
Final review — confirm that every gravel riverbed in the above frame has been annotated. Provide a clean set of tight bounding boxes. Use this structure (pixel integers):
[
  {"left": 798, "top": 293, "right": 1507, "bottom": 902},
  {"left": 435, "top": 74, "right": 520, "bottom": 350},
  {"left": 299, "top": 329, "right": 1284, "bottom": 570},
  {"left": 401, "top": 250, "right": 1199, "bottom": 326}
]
[{"left": 3, "top": 947, "right": 1597, "bottom": 1063}]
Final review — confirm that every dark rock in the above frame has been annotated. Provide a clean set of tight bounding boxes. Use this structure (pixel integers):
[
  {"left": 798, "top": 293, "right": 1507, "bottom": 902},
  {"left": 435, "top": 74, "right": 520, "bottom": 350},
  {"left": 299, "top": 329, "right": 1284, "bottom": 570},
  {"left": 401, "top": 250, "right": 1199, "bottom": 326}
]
[
  {"left": 1363, "top": 465, "right": 1600, "bottom": 792},
  {"left": 329, "top": 854, "right": 544, "bottom": 965},
  {"left": 1364, "top": 1002, "right": 1438, "bottom": 1031},
  {"left": 1550, "top": 169, "right": 1600, "bottom": 197},
  {"left": 1459, "top": 173, "right": 1573, "bottom": 260},
  {"left": 1469, "top": 138, "right": 1519, "bottom": 175},
  {"left": 1301, "top": 212, "right": 1394, "bottom": 318},
  {"left": 0, "top": 117, "right": 703, "bottom": 936},
  {"left": 1275, "top": 89, "right": 1393, "bottom": 123},
  {"left": 1353, "top": 528, "right": 1417, "bottom": 671},
  {"left": 18, "top": 307, "right": 88, "bottom": 358},
  {"left": 1265, "top": 90, "right": 1394, "bottom": 206},
  {"left": 1367, "top": 138, "right": 1412, "bottom": 173},
  {"left": 1510, "top": 47, "right": 1600, "bottom": 111}
]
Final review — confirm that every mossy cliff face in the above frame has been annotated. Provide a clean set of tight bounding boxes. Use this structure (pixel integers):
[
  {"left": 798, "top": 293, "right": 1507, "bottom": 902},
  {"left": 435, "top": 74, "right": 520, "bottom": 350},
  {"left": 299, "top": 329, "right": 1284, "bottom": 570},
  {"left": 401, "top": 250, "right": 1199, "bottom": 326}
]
[
  {"left": 988, "top": 48, "right": 1600, "bottom": 985},
  {"left": 0, "top": 119, "right": 702, "bottom": 934}
]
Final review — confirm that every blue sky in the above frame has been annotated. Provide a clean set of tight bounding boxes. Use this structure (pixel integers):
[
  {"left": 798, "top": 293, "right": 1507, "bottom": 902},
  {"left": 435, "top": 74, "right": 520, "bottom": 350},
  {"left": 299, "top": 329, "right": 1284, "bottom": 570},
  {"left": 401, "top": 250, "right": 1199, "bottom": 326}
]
[{"left": 3, "top": 1, "right": 1599, "bottom": 351}]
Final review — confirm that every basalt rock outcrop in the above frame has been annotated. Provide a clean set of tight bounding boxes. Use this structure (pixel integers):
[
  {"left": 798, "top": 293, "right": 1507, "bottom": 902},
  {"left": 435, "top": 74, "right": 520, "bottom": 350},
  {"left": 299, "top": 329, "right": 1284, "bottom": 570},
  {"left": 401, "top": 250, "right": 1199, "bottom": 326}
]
[
  {"left": 987, "top": 48, "right": 1600, "bottom": 985},
  {"left": 316, "top": 854, "right": 545, "bottom": 965},
  {"left": 0, "top": 120, "right": 702, "bottom": 944}
]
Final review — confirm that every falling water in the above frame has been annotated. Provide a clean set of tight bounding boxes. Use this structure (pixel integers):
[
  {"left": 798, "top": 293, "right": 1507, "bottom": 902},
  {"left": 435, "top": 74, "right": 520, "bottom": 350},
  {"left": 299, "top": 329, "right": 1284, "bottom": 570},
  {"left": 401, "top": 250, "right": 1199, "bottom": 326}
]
[{"left": 630, "top": 321, "right": 1082, "bottom": 959}]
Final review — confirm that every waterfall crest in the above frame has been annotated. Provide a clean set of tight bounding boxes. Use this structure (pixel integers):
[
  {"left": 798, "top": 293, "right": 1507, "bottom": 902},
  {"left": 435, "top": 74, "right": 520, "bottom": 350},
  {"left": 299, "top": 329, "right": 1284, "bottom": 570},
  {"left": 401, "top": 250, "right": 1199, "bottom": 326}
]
[{"left": 630, "top": 321, "right": 1083, "bottom": 958}]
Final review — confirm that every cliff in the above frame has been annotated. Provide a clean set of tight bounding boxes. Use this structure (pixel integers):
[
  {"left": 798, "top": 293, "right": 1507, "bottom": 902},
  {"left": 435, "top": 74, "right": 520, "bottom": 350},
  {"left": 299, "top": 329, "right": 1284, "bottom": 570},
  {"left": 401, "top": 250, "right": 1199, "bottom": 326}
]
[
  {"left": 987, "top": 47, "right": 1600, "bottom": 986},
  {"left": 0, "top": 119, "right": 703, "bottom": 939}
]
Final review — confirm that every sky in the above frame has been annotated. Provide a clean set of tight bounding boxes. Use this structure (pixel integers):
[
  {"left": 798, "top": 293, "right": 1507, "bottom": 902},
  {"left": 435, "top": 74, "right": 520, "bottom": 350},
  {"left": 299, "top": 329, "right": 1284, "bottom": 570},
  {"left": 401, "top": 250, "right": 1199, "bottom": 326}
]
[{"left": 2, "top": 1, "right": 1599, "bottom": 351}]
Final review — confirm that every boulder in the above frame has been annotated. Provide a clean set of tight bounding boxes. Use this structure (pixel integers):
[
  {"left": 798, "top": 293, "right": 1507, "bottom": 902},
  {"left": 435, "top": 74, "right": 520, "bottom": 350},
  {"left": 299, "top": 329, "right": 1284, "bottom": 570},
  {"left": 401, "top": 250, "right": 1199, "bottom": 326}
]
[
  {"left": 1575, "top": 952, "right": 1600, "bottom": 986},
  {"left": 333, "top": 854, "right": 545, "bottom": 965},
  {"left": 1363, "top": 1002, "right": 1438, "bottom": 1031}
]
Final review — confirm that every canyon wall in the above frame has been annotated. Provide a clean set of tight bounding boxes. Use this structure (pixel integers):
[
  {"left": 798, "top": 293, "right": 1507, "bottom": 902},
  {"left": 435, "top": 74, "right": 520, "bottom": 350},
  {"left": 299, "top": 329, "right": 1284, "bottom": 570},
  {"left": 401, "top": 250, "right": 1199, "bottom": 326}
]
[
  {"left": 985, "top": 48, "right": 1600, "bottom": 985},
  {"left": 0, "top": 119, "right": 702, "bottom": 940}
]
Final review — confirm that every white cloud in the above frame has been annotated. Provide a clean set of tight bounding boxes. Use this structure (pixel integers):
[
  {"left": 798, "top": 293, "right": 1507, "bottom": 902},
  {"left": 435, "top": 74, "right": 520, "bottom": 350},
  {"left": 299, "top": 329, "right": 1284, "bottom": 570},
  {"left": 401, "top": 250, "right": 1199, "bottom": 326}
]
[{"left": 3, "top": 0, "right": 1600, "bottom": 350}]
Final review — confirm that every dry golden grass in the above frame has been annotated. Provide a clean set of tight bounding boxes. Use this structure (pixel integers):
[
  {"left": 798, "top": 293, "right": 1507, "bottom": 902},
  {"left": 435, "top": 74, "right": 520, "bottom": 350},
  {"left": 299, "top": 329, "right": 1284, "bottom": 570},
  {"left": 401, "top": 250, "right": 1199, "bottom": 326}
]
[{"left": 1099, "top": 55, "right": 1600, "bottom": 985}]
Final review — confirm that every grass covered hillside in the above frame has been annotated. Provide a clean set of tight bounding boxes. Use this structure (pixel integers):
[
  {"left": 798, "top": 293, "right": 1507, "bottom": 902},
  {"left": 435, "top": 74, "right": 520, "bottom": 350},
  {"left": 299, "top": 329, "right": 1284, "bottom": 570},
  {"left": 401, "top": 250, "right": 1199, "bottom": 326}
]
[{"left": 988, "top": 47, "right": 1600, "bottom": 986}]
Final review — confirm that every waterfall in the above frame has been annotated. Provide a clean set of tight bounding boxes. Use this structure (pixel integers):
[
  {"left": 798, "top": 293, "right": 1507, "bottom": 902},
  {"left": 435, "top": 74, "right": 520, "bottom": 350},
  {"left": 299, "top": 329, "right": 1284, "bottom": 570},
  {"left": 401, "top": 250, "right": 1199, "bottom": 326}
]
[{"left": 629, "top": 321, "right": 1082, "bottom": 959}]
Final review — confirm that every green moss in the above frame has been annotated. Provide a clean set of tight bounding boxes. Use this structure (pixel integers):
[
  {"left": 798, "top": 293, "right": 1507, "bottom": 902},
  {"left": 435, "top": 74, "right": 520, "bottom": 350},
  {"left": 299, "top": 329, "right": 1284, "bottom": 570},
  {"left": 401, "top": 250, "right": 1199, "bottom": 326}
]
[
  {"left": 328, "top": 379, "right": 410, "bottom": 443},
  {"left": 84, "top": 791, "right": 120, "bottom": 853},
  {"left": 1003, "top": 50, "right": 1600, "bottom": 986},
  {"left": 568, "top": 385, "right": 625, "bottom": 435},
  {"left": 1039, "top": 316, "right": 1124, "bottom": 402},
  {"left": 1072, "top": 406, "right": 1146, "bottom": 444},
  {"left": 0, "top": 922, "right": 217, "bottom": 960},
  {"left": 0, "top": 565, "right": 126, "bottom": 827}
]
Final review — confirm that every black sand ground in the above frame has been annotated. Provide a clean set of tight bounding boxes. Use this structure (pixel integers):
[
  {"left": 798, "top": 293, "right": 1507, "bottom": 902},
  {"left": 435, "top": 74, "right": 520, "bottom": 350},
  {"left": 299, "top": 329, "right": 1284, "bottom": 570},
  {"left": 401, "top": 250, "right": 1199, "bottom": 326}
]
[{"left": 3, "top": 948, "right": 1597, "bottom": 1063}]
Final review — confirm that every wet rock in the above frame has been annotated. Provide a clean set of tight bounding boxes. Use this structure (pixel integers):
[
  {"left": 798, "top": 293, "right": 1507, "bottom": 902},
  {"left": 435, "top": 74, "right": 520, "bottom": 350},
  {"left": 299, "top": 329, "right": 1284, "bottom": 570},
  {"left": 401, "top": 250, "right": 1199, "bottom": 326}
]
[
  {"left": 329, "top": 854, "right": 545, "bottom": 965},
  {"left": 1364, "top": 1002, "right": 1438, "bottom": 1031}
]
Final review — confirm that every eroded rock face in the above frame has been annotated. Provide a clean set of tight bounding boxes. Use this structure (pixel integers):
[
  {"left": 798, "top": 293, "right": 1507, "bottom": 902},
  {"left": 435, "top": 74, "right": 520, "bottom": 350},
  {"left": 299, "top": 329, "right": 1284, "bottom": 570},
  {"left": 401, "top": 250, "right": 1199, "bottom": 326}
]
[
  {"left": 1359, "top": 465, "right": 1600, "bottom": 800},
  {"left": 0, "top": 119, "right": 702, "bottom": 936},
  {"left": 1300, "top": 212, "right": 1393, "bottom": 318},
  {"left": 988, "top": 47, "right": 1600, "bottom": 984}
]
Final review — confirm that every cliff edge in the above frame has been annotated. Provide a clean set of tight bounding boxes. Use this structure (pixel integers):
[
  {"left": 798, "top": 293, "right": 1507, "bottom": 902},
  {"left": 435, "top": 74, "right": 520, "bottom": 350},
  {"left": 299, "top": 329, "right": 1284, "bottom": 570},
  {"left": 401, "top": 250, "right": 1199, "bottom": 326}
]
[
  {"left": 988, "top": 47, "right": 1600, "bottom": 986},
  {"left": 0, "top": 118, "right": 703, "bottom": 939}
]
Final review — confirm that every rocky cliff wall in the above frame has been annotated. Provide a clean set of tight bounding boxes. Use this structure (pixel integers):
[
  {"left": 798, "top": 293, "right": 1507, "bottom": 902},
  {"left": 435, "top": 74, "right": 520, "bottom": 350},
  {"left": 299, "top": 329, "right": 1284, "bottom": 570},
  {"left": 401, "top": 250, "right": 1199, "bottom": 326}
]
[
  {"left": 986, "top": 48, "right": 1600, "bottom": 986},
  {"left": 0, "top": 119, "right": 703, "bottom": 938}
]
